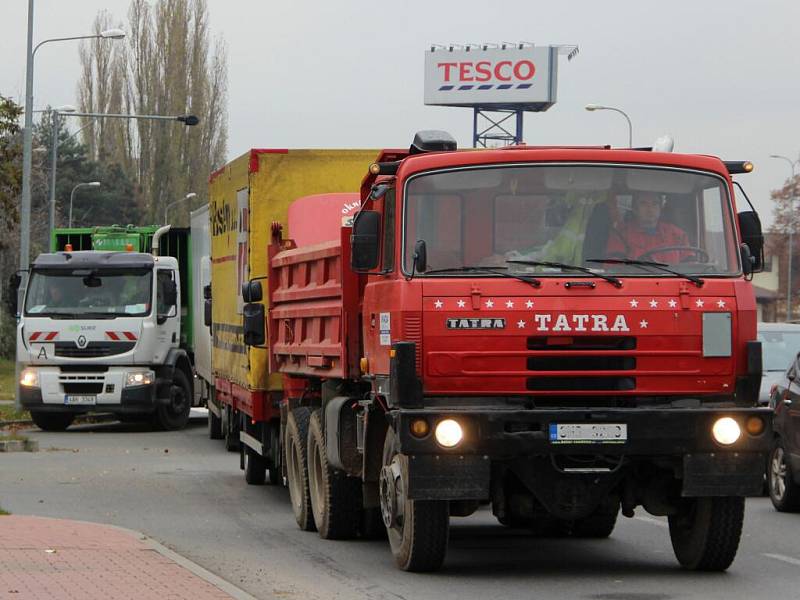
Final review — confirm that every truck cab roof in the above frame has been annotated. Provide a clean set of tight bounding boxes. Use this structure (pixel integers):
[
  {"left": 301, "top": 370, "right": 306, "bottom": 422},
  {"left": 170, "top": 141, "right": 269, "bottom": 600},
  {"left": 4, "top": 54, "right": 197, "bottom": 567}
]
[{"left": 32, "top": 251, "right": 155, "bottom": 270}]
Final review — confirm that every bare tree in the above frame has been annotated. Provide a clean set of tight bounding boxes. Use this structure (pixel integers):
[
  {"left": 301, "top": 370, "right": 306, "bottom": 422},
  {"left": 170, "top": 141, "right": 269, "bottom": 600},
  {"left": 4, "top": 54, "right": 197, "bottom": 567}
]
[{"left": 77, "top": 0, "right": 228, "bottom": 225}]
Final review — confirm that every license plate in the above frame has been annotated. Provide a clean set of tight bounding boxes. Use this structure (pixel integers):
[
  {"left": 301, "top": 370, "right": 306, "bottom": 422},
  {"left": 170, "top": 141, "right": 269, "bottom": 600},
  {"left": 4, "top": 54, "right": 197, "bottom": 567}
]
[
  {"left": 549, "top": 423, "right": 627, "bottom": 444},
  {"left": 64, "top": 395, "right": 96, "bottom": 406}
]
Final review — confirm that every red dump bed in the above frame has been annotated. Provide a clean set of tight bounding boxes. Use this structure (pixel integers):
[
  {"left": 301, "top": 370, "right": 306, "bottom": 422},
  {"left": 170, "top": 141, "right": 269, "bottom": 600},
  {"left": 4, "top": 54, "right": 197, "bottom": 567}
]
[{"left": 268, "top": 197, "right": 362, "bottom": 380}]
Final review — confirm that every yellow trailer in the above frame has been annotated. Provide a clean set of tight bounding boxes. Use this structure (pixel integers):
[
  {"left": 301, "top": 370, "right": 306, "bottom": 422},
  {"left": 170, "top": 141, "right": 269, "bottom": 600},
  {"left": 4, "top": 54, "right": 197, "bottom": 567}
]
[{"left": 206, "top": 149, "right": 377, "bottom": 464}]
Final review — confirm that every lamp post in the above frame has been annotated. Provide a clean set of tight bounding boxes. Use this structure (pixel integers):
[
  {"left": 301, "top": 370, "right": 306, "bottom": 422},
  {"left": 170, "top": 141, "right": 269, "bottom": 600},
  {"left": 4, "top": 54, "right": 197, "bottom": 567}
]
[
  {"left": 68, "top": 182, "right": 101, "bottom": 228},
  {"left": 770, "top": 154, "right": 799, "bottom": 320},
  {"left": 16, "top": 0, "right": 125, "bottom": 409},
  {"left": 48, "top": 105, "right": 76, "bottom": 234},
  {"left": 585, "top": 103, "right": 633, "bottom": 148},
  {"left": 165, "top": 192, "right": 198, "bottom": 224}
]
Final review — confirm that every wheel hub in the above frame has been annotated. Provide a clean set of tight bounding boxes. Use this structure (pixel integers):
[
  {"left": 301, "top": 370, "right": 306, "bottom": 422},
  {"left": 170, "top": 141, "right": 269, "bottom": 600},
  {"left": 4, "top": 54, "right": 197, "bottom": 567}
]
[{"left": 379, "top": 458, "right": 404, "bottom": 528}]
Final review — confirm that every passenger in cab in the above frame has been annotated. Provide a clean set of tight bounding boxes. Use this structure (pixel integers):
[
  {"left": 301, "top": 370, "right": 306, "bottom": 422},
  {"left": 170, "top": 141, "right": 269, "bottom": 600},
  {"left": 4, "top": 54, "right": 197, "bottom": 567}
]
[{"left": 606, "top": 191, "right": 690, "bottom": 263}]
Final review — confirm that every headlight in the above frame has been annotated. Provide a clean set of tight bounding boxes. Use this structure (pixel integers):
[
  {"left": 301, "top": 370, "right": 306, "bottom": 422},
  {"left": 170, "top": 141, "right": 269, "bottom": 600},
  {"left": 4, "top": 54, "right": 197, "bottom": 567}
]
[
  {"left": 434, "top": 419, "right": 463, "bottom": 448},
  {"left": 712, "top": 417, "right": 741, "bottom": 446},
  {"left": 20, "top": 368, "right": 39, "bottom": 388},
  {"left": 125, "top": 371, "right": 154, "bottom": 387}
]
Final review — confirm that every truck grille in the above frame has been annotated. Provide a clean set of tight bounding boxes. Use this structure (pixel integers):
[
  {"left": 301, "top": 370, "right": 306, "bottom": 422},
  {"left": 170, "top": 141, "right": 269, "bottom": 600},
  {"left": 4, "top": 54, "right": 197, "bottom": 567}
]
[
  {"left": 526, "top": 376, "right": 636, "bottom": 392},
  {"left": 54, "top": 342, "right": 135, "bottom": 358},
  {"left": 525, "top": 335, "right": 637, "bottom": 393}
]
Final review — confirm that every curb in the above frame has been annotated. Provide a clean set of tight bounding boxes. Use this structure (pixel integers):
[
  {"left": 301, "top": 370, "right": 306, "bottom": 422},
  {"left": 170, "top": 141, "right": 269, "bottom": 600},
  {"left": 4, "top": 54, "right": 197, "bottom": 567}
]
[
  {"left": 0, "top": 413, "right": 118, "bottom": 429},
  {"left": 103, "top": 522, "right": 262, "bottom": 600}
]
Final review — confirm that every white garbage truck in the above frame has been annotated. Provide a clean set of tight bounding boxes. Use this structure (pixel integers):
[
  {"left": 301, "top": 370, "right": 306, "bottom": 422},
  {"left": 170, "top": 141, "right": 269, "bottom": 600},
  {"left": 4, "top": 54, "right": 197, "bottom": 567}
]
[{"left": 14, "top": 225, "right": 199, "bottom": 431}]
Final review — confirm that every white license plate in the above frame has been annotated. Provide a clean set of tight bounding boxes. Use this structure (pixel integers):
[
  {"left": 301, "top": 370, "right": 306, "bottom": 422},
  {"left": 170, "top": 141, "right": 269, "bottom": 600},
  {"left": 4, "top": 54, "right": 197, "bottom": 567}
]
[
  {"left": 64, "top": 395, "right": 97, "bottom": 406},
  {"left": 549, "top": 423, "right": 627, "bottom": 444}
]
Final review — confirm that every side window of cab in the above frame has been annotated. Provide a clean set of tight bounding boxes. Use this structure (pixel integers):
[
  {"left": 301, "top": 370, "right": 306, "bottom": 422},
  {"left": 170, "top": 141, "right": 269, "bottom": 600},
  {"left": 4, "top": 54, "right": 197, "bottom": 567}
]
[{"left": 382, "top": 189, "right": 395, "bottom": 272}]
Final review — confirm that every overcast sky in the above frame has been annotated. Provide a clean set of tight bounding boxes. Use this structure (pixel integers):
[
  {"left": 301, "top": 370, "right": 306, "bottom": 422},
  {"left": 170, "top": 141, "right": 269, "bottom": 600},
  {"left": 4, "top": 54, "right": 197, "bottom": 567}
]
[{"left": 1, "top": 0, "right": 798, "bottom": 226}]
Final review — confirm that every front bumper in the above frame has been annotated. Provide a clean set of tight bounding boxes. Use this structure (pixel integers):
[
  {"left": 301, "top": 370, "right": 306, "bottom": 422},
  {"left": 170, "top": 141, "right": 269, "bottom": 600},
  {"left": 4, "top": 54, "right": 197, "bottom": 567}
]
[
  {"left": 391, "top": 407, "right": 772, "bottom": 500},
  {"left": 392, "top": 407, "right": 772, "bottom": 457},
  {"left": 21, "top": 384, "right": 155, "bottom": 414}
]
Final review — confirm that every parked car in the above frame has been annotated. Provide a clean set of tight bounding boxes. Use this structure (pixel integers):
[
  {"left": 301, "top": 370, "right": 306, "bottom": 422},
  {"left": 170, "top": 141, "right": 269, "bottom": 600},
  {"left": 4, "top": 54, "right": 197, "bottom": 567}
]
[
  {"left": 766, "top": 347, "right": 800, "bottom": 511},
  {"left": 758, "top": 322, "right": 800, "bottom": 405}
]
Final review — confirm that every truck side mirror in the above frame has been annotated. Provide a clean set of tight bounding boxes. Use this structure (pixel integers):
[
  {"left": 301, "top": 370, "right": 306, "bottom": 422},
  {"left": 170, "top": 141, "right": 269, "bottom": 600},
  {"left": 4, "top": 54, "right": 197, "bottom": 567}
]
[
  {"left": 350, "top": 210, "right": 381, "bottom": 272},
  {"left": 5, "top": 273, "right": 21, "bottom": 317},
  {"left": 203, "top": 285, "right": 212, "bottom": 328},
  {"left": 243, "top": 302, "right": 265, "bottom": 346},
  {"left": 164, "top": 280, "right": 178, "bottom": 307},
  {"left": 738, "top": 211, "right": 763, "bottom": 272},
  {"left": 242, "top": 280, "right": 263, "bottom": 303},
  {"left": 413, "top": 240, "right": 427, "bottom": 273}
]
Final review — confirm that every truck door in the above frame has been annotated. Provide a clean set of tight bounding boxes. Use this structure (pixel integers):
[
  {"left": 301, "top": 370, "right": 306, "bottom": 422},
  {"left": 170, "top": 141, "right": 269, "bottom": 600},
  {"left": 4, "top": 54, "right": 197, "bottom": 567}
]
[{"left": 156, "top": 268, "right": 180, "bottom": 348}]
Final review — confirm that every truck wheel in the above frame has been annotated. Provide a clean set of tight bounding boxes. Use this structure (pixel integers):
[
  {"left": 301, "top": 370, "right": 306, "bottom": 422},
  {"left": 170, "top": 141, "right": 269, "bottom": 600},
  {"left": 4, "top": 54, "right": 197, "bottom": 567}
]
[
  {"left": 244, "top": 447, "right": 267, "bottom": 485},
  {"left": 154, "top": 369, "right": 192, "bottom": 431},
  {"left": 565, "top": 501, "right": 619, "bottom": 538},
  {"left": 223, "top": 406, "right": 239, "bottom": 452},
  {"left": 380, "top": 427, "right": 449, "bottom": 572},
  {"left": 768, "top": 440, "right": 800, "bottom": 512},
  {"left": 207, "top": 404, "right": 223, "bottom": 440},
  {"left": 30, "top": 411, "right": 74, "bottom": 432},
  {"left": 668, "top": 496, "right": 744, "bottom": 571},
  {"left": 285, "top": 407, "right": 316, "bottom": 531},
  {"left": 307, "top": 409, "right": 361, "bottom": 539}
]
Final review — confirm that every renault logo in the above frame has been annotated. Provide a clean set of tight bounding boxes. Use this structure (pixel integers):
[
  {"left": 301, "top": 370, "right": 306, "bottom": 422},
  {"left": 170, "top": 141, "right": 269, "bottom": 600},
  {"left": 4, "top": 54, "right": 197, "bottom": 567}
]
[{"left": 77, "top": 335, "right": 87, "bottom": 348}]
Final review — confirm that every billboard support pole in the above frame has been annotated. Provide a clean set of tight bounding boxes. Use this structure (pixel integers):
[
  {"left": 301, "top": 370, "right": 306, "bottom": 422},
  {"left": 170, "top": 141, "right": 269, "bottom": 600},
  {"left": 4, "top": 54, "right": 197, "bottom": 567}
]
[{"left": 473, "top": 108, "right": 524, "bottom": 148}]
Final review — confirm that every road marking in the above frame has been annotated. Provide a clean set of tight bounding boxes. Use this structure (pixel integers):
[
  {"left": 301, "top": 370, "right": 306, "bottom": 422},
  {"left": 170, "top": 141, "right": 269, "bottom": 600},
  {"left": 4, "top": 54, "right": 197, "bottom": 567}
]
[
  {"left": 634, "top": 515, "right": 668, "bottom": 528},
  {"left": 764, "top": 553, "right": 800, "bottom": 567}
]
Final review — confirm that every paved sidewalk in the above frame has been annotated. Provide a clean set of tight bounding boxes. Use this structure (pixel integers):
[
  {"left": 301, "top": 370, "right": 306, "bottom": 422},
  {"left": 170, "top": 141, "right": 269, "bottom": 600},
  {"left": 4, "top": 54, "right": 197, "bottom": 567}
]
[{"left": 0, "top": 515, "right": 256, "bottom": 599}]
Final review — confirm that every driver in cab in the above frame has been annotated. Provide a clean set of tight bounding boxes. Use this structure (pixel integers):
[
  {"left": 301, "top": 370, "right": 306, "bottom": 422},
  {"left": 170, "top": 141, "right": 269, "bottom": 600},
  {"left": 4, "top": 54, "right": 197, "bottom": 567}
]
[{"left": 606, "top": 191, "right": 690, "bottom": 263}]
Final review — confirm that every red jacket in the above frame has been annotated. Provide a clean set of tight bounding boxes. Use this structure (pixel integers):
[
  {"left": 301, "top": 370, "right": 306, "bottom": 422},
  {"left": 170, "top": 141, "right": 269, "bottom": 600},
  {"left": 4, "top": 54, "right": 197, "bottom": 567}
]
[{"left": 606, "top": 221, "right": 690, "bottom": 263}]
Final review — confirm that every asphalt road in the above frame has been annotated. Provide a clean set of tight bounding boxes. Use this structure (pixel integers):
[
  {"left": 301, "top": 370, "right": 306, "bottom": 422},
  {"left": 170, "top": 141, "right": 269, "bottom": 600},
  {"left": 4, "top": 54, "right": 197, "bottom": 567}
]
[{"left": 1, "top": 412, "right": 798, "bottom": 600}]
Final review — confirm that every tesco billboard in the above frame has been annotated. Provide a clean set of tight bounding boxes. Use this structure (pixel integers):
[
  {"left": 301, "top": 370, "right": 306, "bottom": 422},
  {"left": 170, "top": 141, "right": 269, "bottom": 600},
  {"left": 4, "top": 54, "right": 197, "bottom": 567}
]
[{"left": 424, "top": 46, "right": 558, "bottom": 110}]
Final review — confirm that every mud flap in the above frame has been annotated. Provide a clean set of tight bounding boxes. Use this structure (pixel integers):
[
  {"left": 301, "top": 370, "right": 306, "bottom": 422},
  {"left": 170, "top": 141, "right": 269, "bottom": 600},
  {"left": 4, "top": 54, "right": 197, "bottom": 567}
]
[
  {"left": 682, "top": 452, "right": 765, "bottom": 497},
  {"left": 406, "top": 455, "right": 490, "bottom": 501}
]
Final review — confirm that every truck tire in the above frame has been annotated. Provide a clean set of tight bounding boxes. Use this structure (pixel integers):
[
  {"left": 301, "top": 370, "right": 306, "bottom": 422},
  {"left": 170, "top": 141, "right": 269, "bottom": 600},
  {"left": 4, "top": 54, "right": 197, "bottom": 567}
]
[
  {"left": 244, "top": 447, "right": 267, "bottom": 485},
  {"left": 30, "top": 411, "right": 74, "bottom": 432},
  {"left": 381, "top": 427, "right": 449, "bottom": 572},
  {"left": 768, "top": 439, "right": 800, "bottom": 512},
  {"left": 565, "top": 501, "right": 619, "bottom": 538},
  {"left": 223, "top": 405, "right": 239, "bottom": 452},
  {"left": 285, "top": 407, "right": 316, "bottom": 532},
  {"left": 153, "top": 369, "right": 192, "bottom": 431},
  {"left": 307, "top": 409, "right": 361, "bottom": 539},
  {"left": 668, "top": 496, "right": 744, "bottom": 571}
]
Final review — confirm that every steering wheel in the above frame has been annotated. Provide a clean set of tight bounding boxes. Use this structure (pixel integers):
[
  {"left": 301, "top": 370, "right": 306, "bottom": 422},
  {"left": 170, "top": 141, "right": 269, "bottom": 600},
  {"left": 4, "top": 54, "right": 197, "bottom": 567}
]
[{"left": 636, "top": 245, "right": 709, "bottom": 263}]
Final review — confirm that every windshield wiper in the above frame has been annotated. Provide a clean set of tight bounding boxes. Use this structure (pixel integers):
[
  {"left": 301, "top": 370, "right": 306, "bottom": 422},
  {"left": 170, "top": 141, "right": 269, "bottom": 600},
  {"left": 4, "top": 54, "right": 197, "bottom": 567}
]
[
  {"left": 422, "top": 266, "right": 541, "bottom": 288},
  {"left": 585, "top": 258, "right": 704, "bottom": 287},
  {"left": 506, "top": 260, "right": 622, "bottom": 288}
]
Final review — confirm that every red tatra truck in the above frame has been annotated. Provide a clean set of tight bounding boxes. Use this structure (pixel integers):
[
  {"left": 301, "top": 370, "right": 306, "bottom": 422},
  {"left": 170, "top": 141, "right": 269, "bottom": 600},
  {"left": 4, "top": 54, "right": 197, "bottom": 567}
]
[{"left": 232, "top": 132, "right": 771, "bottom": 572}]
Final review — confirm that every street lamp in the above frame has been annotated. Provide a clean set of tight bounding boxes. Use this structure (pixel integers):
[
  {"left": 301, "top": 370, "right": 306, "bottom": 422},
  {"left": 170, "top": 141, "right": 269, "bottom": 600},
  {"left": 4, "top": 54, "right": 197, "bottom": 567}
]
[
  {"left": 585, "top": 103, "right": 633, "bottom": 148},
  {"left": 68, "top": 182, "right": 101, "bottom": 228},
  {"left": 165, "top": 192, "right": 198, "bottom": 224},
  {"left": 17, "top": 0, "right": 125, "bottom": 409},
  {"left": 48, "top": 105, "right": 76, "bottom": 233},
  {"left": 770, "top": 154, "right": 799, "bottom": 320}
]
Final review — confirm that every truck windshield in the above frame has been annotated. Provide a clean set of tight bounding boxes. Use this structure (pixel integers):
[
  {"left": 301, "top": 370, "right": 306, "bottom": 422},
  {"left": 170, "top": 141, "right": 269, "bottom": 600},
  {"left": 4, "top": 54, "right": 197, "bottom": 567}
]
[
  {"left": 403, "top": 164, "right": 739, "bottom": 278},
  {"left": 24, "top": 269, "right": 152, "bottom": 317}
]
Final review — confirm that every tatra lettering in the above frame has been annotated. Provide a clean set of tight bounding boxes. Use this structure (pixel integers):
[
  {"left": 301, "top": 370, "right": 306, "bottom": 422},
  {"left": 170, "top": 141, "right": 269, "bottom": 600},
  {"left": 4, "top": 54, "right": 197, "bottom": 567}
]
[{"left": 530, "top": 313, "right": 629, "bottom": 333}]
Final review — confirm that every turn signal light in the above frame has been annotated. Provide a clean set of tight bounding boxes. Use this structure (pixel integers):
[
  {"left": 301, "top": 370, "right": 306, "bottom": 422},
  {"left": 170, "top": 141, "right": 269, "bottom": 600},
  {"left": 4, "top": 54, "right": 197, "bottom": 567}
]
[
  {"left": 359, "top": 357, "right": 369, "bottom": 373},
  {"left": 410, "top": 418, "right": 430, "bottom": 438},
  {"left": 745, "top": 416, "right": 765, "bottom": 436}
]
